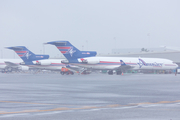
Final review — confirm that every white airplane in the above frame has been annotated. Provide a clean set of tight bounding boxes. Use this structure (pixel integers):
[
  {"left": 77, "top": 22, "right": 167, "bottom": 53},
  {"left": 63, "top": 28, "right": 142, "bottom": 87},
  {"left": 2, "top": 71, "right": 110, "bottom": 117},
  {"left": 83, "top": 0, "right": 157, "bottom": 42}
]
[
  {"left": 0, "top": 46, "right": 50, "bottom": 73},
  {"left": 0, "top": 59, "right": 29, "bottom": 73},
  {"left": 6, "top": 46, "right": 77, "bottom": 73},
  {"left": 46, "top": 41, "right": 178, "bottom": 75}
]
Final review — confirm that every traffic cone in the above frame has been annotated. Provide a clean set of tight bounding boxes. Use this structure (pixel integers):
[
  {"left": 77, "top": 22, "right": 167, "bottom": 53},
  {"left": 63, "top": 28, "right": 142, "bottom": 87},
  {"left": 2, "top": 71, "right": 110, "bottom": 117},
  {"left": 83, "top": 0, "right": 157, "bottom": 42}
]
[{"left": 122, "top": 72, "right": 123, "bottom": 75}]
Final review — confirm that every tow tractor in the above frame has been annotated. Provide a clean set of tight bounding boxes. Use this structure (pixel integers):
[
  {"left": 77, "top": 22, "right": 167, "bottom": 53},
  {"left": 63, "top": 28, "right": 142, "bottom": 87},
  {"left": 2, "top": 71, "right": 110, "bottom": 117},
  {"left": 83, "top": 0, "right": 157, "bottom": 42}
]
[{"left": 60, "top": 67, "right": 74, "bottom": 75}]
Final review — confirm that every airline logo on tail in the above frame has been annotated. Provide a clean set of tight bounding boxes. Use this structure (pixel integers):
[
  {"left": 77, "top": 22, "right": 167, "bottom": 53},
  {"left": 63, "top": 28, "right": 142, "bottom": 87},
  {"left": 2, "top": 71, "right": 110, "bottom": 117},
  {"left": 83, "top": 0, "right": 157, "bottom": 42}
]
[
  {"left": 68, "top": 47, "right": 76, "bottom": 57},
  {"left": 24, "top": 51, "right": 31, "bottom": 59},
  {"left": 15, "top": 51, "right": 31, "bottom": 59},
  {"left": 57, "top": 46, "right": 76, "bottom": 57},
  {"left": 137, "top": 59, "right": 163, "bottom": 68}
]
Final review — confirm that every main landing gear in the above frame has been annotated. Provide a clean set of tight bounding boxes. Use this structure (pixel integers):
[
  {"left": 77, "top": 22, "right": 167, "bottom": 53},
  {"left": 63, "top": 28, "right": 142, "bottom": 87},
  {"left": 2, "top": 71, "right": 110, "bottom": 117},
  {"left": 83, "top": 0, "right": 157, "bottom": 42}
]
[
  {"left": 108, "top": 70, "right": 113, "bottom": 75},
  {"left": 1, "top": 67, "right": 12, "bottom": 73},
  {"left": 108, "top": 70, "right": 122, "bottom": 75},
  {"left": 116, "top": 70, "right": 122, "bottom": 75}
]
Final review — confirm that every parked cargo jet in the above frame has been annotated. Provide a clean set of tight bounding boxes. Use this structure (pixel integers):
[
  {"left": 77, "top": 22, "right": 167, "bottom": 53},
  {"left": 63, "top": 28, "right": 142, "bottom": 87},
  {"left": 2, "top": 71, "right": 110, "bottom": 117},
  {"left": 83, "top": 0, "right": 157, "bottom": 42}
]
[
  {"left": 0, "top": 59, "right": 29, "bottom": 73},
  {"left": 6, "top": 46, "right": 67, "bottom": 71},
  {"left": 46, "top": 41, "right": 178, "bottom": 75},
  {"left": 0, "top": 46, "right": 50, "bottom": 73}
]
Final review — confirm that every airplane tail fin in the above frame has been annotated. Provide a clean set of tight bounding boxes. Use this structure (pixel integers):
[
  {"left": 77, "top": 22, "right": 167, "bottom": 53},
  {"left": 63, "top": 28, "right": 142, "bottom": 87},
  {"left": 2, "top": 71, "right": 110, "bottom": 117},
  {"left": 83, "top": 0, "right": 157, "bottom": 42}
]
[
  {"left": 6, "top": 46, "right": 49, "bottom": 63},
  {"left": 120, "top": 60, "right": 126, "bottom": 66},
  {"left": 45, "top": 41, "right": 97, "bottom": 61}
]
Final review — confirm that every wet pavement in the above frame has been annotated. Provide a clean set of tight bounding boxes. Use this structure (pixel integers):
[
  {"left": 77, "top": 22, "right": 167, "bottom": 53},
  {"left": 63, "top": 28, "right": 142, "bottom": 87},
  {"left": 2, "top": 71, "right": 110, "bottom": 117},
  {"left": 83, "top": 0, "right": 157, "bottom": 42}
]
[{"left": 0, "top": 73, "right": 180, "bottom": 120}]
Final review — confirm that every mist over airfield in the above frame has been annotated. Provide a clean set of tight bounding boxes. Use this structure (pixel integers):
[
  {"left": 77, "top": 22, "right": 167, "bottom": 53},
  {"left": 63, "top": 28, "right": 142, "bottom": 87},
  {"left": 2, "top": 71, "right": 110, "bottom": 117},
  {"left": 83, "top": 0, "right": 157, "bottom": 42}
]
[{"left": 0, "top": 0, "right": 180, "bottom": 58}]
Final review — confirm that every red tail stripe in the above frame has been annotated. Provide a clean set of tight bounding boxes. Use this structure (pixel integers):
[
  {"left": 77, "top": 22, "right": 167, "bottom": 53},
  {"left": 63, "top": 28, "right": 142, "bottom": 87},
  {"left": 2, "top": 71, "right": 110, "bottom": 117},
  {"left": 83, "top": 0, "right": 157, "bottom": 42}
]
[
  {"left": 57, "top": 47, "right": 71, "bottom": 49},
  {"left": 18, "top": 55, "right": 23, "bottom": 57},
  {"left": 15, "top": 51, "right": 27, "bottom": 53},
  {"left": 61, "top": 51, "right": 66, "bottom": 54}
]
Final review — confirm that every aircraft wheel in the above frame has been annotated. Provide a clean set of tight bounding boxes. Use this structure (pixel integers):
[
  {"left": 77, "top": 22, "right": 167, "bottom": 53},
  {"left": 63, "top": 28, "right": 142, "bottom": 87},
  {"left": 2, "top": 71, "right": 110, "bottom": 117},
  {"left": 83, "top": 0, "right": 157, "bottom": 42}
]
[
  {"left": 66, "top": 72, "right": 69, "bottom": 75},
  {"left": 61, "top": 71, "right": 64, "bottom": 75},
  {"left": 108, "top": 70, "right": 113, "bottom": 75},
  {"left": 116, "top": 71, "right": 122, "bottom": 75}
]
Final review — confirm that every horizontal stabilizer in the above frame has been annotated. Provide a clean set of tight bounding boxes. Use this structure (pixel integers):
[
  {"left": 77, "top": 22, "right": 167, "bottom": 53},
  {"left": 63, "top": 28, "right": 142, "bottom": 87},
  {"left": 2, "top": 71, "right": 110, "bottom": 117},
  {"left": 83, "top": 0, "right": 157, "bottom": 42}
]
[{"left": 4, "top": 61, "right": 19, "bottom": 67}]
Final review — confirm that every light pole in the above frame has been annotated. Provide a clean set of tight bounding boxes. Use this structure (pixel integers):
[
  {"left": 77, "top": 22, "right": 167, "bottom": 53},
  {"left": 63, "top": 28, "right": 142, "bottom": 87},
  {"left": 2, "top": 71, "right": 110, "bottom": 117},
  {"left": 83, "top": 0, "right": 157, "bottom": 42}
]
[
  {"left": 114, "top": 37, "right": 116, "bottom": 49},
  {"left": 43, "top": 44, "right": 45, "bottom": 54},
  {"left": 147, "top": 33, "right": 150, "bottom": 46},
  {"left": 1, "top": 50, "right": 3, "bottom": 59},
  {"left": 86, "top": 40, "right": 88, "bottom": 50}
]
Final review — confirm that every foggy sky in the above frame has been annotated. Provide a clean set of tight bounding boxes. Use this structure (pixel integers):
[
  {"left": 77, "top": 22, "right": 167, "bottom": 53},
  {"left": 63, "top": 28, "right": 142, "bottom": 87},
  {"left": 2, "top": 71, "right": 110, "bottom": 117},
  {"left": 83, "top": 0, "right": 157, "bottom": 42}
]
[{"left": 0, "top": 0, "right": 180, "bottom": 58}]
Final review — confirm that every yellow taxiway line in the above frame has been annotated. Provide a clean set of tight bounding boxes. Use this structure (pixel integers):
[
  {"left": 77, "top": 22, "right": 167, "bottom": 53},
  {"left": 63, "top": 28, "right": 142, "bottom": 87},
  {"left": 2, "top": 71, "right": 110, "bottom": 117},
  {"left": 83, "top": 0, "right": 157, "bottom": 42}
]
[{"left": 0, "top": 100, "right": 180, "bottom": 115}]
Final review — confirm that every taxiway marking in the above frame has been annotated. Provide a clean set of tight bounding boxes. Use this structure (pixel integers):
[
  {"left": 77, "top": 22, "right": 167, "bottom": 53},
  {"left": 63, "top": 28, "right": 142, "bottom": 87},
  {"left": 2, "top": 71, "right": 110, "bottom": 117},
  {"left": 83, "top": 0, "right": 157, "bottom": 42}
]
[{"left": 1, "top": 100, "right": 180, "bottom": 115}]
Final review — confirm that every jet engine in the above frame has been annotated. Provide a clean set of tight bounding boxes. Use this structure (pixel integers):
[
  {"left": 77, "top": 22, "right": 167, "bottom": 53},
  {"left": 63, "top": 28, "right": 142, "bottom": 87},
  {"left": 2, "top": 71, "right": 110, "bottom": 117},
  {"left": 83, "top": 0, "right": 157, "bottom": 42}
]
[
  {"left": 61, "top": 60, "right": 69, "bottom": 64},
  {"left": 33, "top": 60, "right": 52, "bottom": 65},
  {"left": 18, "top": 66, "right": 29, "bottom": 70}
]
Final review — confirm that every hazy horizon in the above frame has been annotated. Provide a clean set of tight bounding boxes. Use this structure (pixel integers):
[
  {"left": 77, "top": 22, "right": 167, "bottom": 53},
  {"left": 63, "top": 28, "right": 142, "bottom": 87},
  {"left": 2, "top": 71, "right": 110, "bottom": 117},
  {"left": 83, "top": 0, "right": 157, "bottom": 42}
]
[{"left": 0, "top": 0, "right": 180, "bottom": 58}]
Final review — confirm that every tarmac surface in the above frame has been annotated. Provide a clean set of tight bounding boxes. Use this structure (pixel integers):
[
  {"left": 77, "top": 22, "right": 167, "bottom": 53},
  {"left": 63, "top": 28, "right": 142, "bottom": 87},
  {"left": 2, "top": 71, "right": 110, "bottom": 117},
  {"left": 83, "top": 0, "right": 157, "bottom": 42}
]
[{"left": 0, "top": 73, "right": 180, "bottom": 120}]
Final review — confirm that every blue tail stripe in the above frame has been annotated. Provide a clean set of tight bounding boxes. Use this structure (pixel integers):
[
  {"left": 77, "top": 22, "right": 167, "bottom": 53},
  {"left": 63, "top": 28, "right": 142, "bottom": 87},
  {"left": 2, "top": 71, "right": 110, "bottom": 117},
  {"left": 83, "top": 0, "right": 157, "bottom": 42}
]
[{"left": 58, "top": 49, "right": 69, "bottom": 51}]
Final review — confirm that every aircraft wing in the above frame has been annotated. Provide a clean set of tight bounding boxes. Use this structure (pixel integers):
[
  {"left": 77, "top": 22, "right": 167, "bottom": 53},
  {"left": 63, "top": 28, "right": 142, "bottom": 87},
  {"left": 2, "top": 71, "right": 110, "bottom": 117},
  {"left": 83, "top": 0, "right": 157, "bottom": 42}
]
[
  {"left": 115, "top": 60, "right": 134, "bottom": 71},
  {"left": 115, "top": 65, "right": 133, "bottom": 71},
  {"left": 4, "top": 61, "right": 19, "bottom": 68}
]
